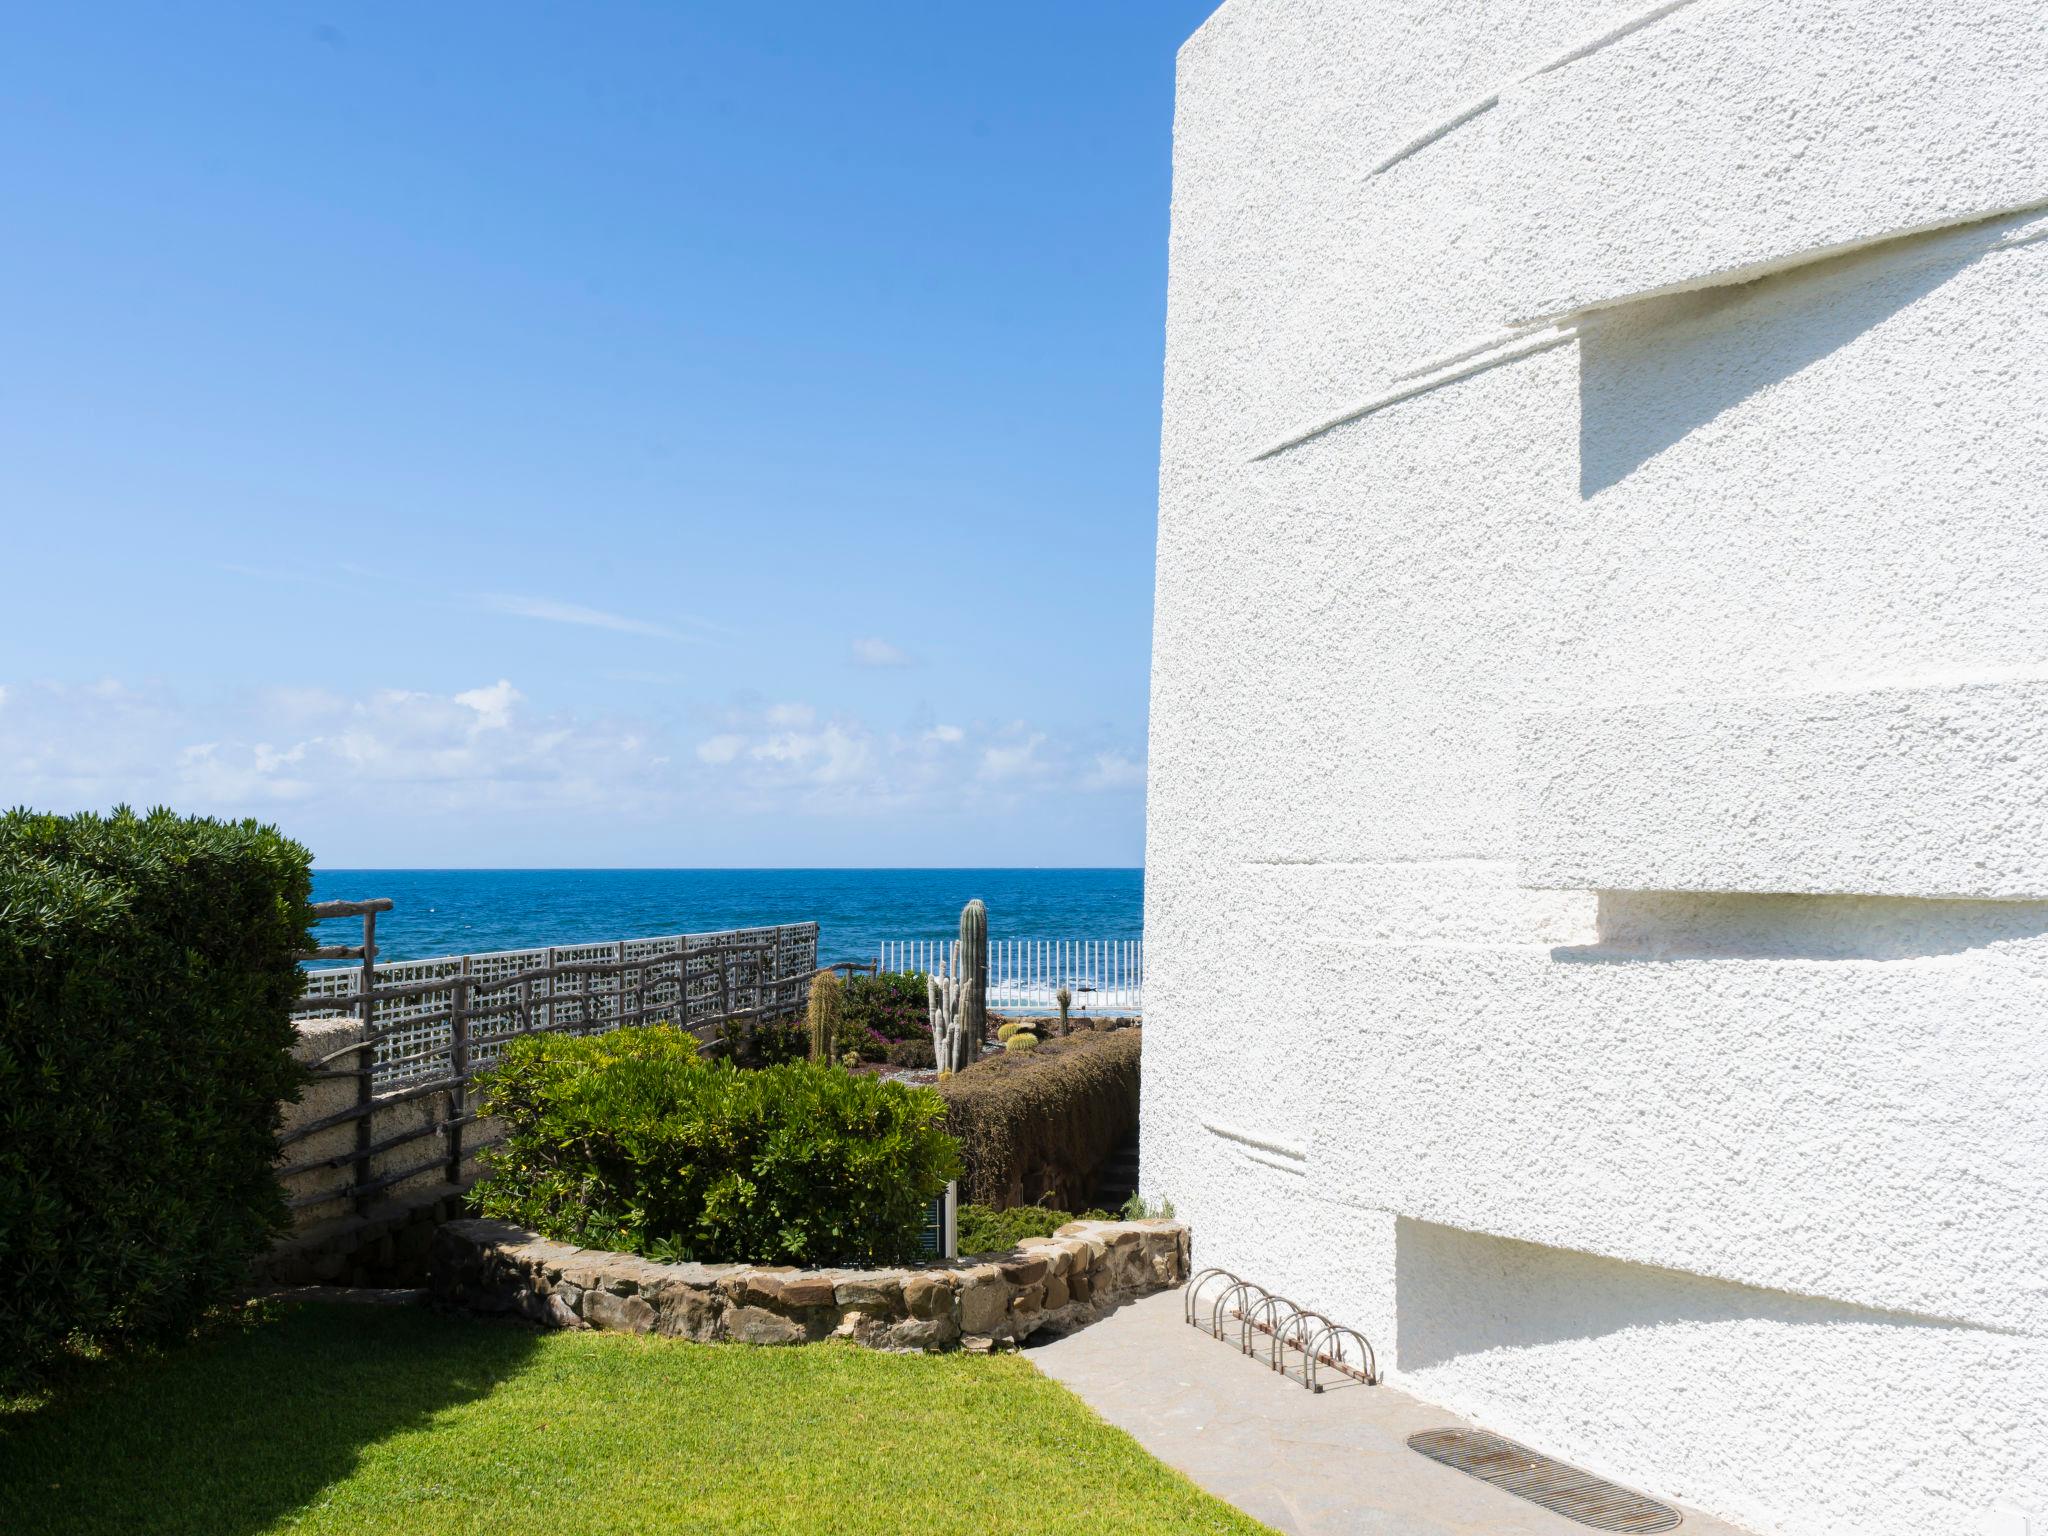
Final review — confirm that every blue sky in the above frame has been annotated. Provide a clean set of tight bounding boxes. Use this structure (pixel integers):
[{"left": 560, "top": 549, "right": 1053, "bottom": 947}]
[{"left": 0, "top": 1, "right": 1217, "bottom": 866}]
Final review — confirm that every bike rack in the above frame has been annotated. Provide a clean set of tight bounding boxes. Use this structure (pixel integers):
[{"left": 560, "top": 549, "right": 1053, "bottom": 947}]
[{"left": 1183, "top": 1266, "right": 1379, "bottom": 1390}]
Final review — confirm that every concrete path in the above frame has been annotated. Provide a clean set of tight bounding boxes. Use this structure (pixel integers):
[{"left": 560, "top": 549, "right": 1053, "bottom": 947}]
[{"left": 1029, "top": 1290, "right": 1756, "bottom": 1536}]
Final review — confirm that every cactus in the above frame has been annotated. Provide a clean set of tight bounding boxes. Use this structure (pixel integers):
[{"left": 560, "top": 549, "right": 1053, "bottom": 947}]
[
  {"left": 959, "top": 898, "right": 987, "bottom": 1051},
  {"left": 1054, "top": 985, "right": 1072, "bottom": 1037},
  {"left": 927, "top": 898, "right": 990, "bottom": 1075},
  {"left": 1003, "top": 1031, "right": 1038, "bottom": 1053},
  {"left": 808, "top": 968, "right": 844, "bottom": 1065}
]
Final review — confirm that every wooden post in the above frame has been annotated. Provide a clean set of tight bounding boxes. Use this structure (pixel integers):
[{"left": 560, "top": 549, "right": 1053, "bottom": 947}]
[
  {"left": 446, "top": 956, "right": 469, "bottom": 1183},
  {"left": 353, "top": 906, "right": 377, "bottom": 1215},
  {"left": 718, "top": 946, "right": 732, "bottom": 1035}
]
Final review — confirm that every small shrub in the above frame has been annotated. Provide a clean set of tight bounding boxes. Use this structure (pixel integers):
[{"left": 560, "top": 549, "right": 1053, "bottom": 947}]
[
  {"left": 0, "top": 807, "right": 313, "bottom": 1386},
  {"left": 955, "top": 1201, "right": 1111, "bottom": 1255},
  {"left": 725, "top": 1016, "right": 807, "bottom": 1068},
  {"left": 884, "top": 1037, "right": 935, "bottom": 1070},
  {"left": 841, "top": 970, "right": 929, "bottom": 1044},
  {"left": 1118, "top": 1192, "right": 1175, "bottom": 1221},
  {"left": 475, "top": 1025, "right": 962, "bottom": 1267},
  {"left": 936, "top": 1029, "right": 1141, "bottom": 1211}
]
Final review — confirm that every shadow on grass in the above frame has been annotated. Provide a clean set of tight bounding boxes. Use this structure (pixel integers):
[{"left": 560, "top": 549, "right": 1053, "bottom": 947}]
[{"left": 0, "top": 1302, "right": 540, "bottom": 1536}]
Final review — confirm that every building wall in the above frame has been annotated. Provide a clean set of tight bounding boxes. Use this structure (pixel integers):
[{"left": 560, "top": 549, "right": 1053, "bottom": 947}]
[{"left": 1144, "top": 4, "right": 2048, "bottom": 1533}]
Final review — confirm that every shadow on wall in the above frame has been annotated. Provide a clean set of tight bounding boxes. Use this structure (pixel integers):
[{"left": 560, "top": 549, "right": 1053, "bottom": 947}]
[
  {"left": 1575, "top": 213, "right": 2036, "bottom": 497},
  {"left": 1548, "top": 890, "right": 2048, "bottom": 964},
  {"left": 1391, "top": 1215, "right": 1981, "bottom": 1374}
]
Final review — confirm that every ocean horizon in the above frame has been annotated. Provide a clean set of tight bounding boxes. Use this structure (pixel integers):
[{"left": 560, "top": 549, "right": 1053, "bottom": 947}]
[{"left": 310, "top": 867, "right": 1144, "bottom": 966}]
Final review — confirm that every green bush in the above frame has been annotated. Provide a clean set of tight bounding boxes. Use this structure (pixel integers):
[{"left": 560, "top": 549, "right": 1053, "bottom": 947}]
[
  {"left": 0, "top": 806, "right": 313, "bottom": 1385},
  {"left": 884, "top": 1037, "right": 935, "bottom": 1071},
  {"left": 723, "top": 1015, "right": 807, "bottom": 1068},
  {"left": 474, "top": 1025, "right": 962, "bottom": 1266},
  {"left": 842, "top": 970, "right": 928, "bottom": 1044},
  {"left": 935, "top": 1029, "right": 1141, "bottom": 1211},
  {"left": 955, "top": 1201, "right": 1109, "bottom": 1256}
]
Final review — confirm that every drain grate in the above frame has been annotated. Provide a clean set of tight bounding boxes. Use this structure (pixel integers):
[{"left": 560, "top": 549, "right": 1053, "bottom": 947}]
[{"left": 1407, "top": 1428, "right": 1681, "bottom": 1533}]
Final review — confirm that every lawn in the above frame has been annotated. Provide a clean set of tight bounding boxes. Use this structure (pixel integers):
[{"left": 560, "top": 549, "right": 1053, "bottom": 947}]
[{"left": 0, "top": 1301, "right": 1272, "bottom": 1536}]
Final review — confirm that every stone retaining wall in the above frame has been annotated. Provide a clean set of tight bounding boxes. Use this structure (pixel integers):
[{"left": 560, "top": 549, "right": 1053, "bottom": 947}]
[{"left": 430, "top": 1217, "right": 1190, "bottom": 1350}]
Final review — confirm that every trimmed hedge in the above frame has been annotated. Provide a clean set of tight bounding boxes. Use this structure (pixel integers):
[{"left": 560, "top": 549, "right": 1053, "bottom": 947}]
[
  {"left": 0, "top": 807, "right": 313, "bottom": 1384},
  {"left": 474, "top": 1025, "right": 962, "bottom": 1266},
  {"left": 935, "top": 1029, "right": 1141, "bottom": 1211}
]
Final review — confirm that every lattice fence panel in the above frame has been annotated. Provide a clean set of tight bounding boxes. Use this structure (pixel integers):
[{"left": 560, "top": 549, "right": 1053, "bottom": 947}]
[{"left": 303, "top": 921, "right": 820, "bottom": 1089}]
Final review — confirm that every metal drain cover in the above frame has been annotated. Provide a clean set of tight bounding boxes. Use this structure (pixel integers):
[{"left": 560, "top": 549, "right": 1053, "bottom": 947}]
[{"left": 1407, "top": 1428, "right": 1681, "bottom": 1533}]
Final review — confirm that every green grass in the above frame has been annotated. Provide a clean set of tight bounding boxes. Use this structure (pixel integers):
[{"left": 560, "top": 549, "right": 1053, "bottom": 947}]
[{"left": 0, "top": 1302, "right": 1273, "bottom": 1536}]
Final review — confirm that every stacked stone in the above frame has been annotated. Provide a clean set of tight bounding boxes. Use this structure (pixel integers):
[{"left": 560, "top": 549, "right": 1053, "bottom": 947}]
[{"left": 430, "top": 1217, "right": 1191, "bottom": 1351}]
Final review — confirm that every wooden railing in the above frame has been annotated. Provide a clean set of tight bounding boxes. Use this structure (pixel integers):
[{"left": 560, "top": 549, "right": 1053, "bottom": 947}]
[{"left": 282, "top": 904, "right": 820, "bottom": 1217}]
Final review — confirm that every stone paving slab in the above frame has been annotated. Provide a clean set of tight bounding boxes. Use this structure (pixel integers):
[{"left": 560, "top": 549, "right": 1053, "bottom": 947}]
[{"left": 1028, "top": 1290, "right": 1758, "bottom": 1536}]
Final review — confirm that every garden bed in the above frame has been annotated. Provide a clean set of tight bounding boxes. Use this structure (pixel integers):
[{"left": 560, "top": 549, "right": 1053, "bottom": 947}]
[{"left": 431, "top": 1215, "right": 1189, "bottom": 1351}]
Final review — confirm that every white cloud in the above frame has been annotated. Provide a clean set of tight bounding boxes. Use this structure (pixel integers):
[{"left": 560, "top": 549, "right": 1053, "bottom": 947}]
[
  {"left": 0, "top": 678, "right": 1146, "bottom": 853},
  {"left": 979, "top": 733, "right": 1050, "bottom": 783},
  {"left": 454, "top": 679, "right": 521, "bottom": 731},
  {"left": 850, "top": 636, "right": 913, "bottom": 668},
  {"left": 695, "top": 733, "right": 746, "bottom": 764},
  {"left": 1083, "top": 751, "right": 1146, "bottom": 790},
  {"left": 478, "top": 593, "right": 707, "bottom": 643}
]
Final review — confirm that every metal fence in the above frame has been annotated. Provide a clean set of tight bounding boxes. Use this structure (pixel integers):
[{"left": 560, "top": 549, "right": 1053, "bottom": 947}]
[{"left": 874, "top": 938, "right": 1143, "bottom": 1013}]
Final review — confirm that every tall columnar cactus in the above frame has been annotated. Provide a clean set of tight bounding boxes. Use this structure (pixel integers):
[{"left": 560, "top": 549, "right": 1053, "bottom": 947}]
[
  {"left": 927, "top": 898, "right": 989, "bottom": 1076},
  {"left": 807, "top": 968, "right": 843, "bottom": 1065},
  {"left": 959, "top": 898, "right": 987, "bottom": 1052},
  {"left": 1055, "top": 985, "right": 1072, "bottom": 1038}
]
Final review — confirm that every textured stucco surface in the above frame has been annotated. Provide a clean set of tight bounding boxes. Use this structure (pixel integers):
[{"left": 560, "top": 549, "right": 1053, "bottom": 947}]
[
  {"left": 1495, "top": 0, "right": 2048, "bottom": 322},
  {"left": 1146, "top": 3, "right": 2048, "bottom": 1534},
  {"left": 1519, "top": 678, "right": 2048, "bottom": 899}
]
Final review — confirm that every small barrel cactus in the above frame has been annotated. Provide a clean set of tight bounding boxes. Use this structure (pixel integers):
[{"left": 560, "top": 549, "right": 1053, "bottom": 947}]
[{"left": 1003, "top": 1031, "right": 1039, "bottom": 1053}]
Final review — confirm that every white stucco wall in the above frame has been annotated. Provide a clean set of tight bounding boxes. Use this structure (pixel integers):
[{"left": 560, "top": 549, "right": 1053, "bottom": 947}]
[{"left": 1145, "top": 4, "right": 2048, "bottom": 1534}]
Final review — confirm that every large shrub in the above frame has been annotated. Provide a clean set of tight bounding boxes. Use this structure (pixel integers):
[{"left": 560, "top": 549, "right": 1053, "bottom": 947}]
[
  {"left": 474, "top": 1025, "right": 961, "bottom": 1266},
  {"left": 935, "top": 1029, "right": 1141, "bottom": 1210},
  {"left": 0, "top": 807, "right": 312, "bottom": 1384}
]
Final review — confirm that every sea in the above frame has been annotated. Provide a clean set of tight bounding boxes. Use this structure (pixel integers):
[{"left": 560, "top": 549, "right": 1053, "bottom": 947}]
[{"left": 309, "top": 868, "right": 1144, "bottom": 966}]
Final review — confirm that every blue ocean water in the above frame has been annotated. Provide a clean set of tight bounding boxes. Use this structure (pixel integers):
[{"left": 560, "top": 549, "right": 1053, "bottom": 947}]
[{"left": 309, "top": 868, "right": 1143, "bottom": 966}]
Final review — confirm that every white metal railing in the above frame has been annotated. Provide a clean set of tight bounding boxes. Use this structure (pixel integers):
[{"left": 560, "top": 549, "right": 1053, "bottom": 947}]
[{"left": 875, "top": 938, "right": 1142, "bottom": 1014}]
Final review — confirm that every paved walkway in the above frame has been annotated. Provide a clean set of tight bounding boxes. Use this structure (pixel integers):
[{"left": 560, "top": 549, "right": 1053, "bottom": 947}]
[{"left": 1029, "top": 1291, "right": 1756, "bottom": 1536}]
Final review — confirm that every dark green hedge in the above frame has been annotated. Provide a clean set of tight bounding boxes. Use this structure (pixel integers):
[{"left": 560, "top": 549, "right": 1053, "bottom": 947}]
[
  {"left": 0, "top": 807, "right": 313, "bottom": 1384},
  {"left": 473, "top": 1025, "right": 962, "bottom": 1266},
  {"left": 935, "top": 1028, "right": 1141, "bottom": 1210}
]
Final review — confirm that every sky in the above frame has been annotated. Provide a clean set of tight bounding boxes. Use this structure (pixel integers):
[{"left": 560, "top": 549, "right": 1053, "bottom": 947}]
[{"left": 0, "top": 1, "right": 1219, "bottom": 867}]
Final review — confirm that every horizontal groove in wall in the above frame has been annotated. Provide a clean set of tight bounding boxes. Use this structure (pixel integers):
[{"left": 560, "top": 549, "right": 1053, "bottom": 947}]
[{"left": 1204, "top": 1120, "right": 1308, "bottom": 1163}]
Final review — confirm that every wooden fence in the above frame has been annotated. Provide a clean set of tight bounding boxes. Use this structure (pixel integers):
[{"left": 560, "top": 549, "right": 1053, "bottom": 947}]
[
  {"left": 874, "top": 937, "right": 1144, "bottom": 1013},
  {"left": 280, "top": 901, "right": 822, "bottom": 1217}
]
